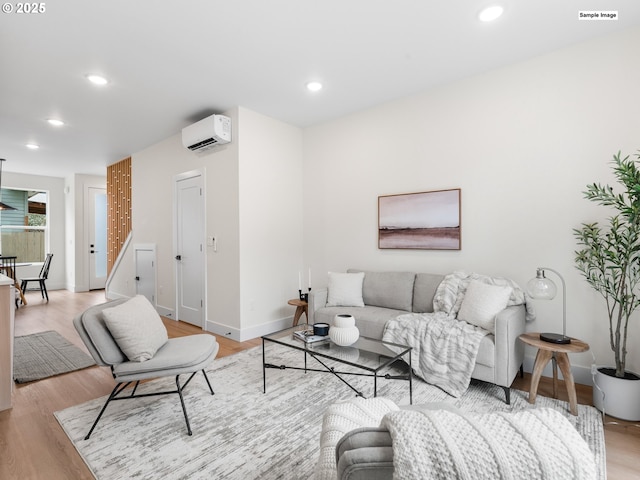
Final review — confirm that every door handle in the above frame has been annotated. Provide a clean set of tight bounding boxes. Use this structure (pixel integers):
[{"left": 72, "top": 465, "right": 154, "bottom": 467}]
[
  {"left": 135, "top": 276, "right": 140, "bottom": 281},
  {"left": 175, "top": 255, "right": 182, "bottom": 261}
]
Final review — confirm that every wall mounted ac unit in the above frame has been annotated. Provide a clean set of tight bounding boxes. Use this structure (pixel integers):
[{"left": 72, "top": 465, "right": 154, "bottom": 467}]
[{"left": 182, "top": 114, "right": 231, "bottom": 152}]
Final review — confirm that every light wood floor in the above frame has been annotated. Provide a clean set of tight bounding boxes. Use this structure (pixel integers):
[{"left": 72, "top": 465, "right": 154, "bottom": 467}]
[{"left": 1, "top": 290, "right": 639, "bottom": 479}]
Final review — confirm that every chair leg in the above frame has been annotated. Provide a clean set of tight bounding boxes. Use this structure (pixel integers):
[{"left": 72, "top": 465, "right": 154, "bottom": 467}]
[
  {"left": 41, "top": 280, "right": 49, "bottom": 301},
  {"left": 85, "top": 383, "right": 126, "bottom": 440},
  {"left": 201, "top": 370, "right": 214, "bottom": 395},
  {"left": 176, "top": 375, "right": 193, "bottom": 436}
]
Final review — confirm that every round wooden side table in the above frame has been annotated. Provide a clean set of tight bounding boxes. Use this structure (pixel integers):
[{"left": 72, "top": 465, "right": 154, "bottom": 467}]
[
  {"left": 519, "top": 332, "right": 589, "bottom": 415},
  {"left": 288, "top": 299, "right": 308, "bottom": 326}
]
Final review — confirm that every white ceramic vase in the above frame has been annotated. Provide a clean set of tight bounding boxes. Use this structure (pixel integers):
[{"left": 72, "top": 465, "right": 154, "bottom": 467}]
[
  {"left": 330, "top": 314, "right": 359, "bottom": 346},
  {"left": 593, "top": 367, "right": 640, "bottom": 421}
]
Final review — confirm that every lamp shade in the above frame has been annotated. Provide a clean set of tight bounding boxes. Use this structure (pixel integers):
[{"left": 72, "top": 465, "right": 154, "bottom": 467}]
[
  {"left": 526, "top": 267, "right": 570, "bottom": 344},
  {"left": 526, "top": 269, "right": 557, "bottom": 300}
]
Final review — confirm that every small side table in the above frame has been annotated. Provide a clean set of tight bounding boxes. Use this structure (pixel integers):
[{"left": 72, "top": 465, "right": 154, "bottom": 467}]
[
  {"left": 288, "top": 299, "right": 308, "bottom": 327},
  {"left": 519, "top": 332, "right": 589, "bottom": 415}
]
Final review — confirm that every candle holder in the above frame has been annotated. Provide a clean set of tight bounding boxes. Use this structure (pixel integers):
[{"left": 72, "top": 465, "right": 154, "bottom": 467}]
[{"left": 299, "top": 288, "right": 311, "bottom": 302}]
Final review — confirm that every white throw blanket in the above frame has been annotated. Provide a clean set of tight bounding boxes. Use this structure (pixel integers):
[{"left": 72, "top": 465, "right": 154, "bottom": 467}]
[
  {"left": 381, "top": 408, "right": 597, "bottom": 480},
  {"left": 383, "top": 271, "right": 532, "bottom": 396},
  {"left": 383, "top": 312, "right": 487, "bottom": 397},
  {"left": 433, "top": 270, "right": 535, "bottom": 321}
]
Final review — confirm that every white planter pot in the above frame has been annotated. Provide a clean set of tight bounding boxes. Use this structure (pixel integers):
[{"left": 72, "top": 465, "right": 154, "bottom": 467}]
[{"left": 593, "top": 367, "right": 640, "bottom": 421}]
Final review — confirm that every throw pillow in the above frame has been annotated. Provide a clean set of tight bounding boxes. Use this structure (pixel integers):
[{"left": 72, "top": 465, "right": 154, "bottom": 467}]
[
  {"left": 326, "top": 272, "right": 365, "bottom": 307},
  {"left": 102, "top": 295, "right": 168, "bottom": 362},
  {"left": 457, "top": 280, "right": 512, "bottom": 333}
]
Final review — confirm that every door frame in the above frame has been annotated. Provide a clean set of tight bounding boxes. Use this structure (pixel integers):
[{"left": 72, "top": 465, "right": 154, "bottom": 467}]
[
  {"left": 173, "top": 169, "right": 207, "bottom": 327},
  {"left": 85, "top": 185, "right": 107, "bottom": 291},
  {"left": 134, "top": 243, "right": 157, "bottom": 306}
]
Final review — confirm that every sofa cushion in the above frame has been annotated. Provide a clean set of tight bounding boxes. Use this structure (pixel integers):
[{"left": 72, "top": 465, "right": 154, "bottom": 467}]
[
  {"left": 348, "top": 270, "right": 415, "bottom": 311},
  {"left": 412, "top": 273, "right": 445, "bottom": 313},
  {"left": 314, "top": 306, "right": 408, "bottom": 339},
  {"left": 327, "top": 272, "right": 365, "bottom": 307},
  {"left": 113, "top": 334, "right": 218, "bottom": 378},
  {"left": 457, "top": 280, "right": 512, "bottom": 333},
  {"left": 102, "top": 295, "right": 168, "bottom": 362}
]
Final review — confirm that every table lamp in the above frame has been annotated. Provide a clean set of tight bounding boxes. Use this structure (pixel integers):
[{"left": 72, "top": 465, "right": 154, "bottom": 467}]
[{"left": 526, "top": 267, "right": 571, "bottom": 344}]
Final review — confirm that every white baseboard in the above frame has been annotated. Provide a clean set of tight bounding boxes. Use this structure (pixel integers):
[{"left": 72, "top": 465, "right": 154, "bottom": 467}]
[
  {"left": 205, "top": 321, "right": 241, "bottom": 342},
  {"left": 105, "top": 291, "right": 129, "bottom": 301},
  {"left": 523, "top": 354, "right": 594, "bottom": 386},
  {"left": 205, "top": 316, "right": 294, "bottom": 342},
  {"left": 156, "top": 305, "right": 175, "bottom": 320}
]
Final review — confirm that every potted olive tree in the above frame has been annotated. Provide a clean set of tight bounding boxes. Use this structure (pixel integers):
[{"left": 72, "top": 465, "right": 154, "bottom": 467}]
[{"left": 574, "top": 151, "right": 640, "bottom": 421}]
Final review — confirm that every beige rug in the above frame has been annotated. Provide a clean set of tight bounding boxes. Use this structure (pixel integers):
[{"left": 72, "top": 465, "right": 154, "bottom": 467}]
[{"left": 55, "top": 344, "right": 605, "bottom": 479}]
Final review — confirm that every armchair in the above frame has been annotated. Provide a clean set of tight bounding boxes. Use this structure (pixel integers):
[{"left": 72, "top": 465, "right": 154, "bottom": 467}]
[{"left": 73, "top": 297, "right": 219, "bottom": 439}]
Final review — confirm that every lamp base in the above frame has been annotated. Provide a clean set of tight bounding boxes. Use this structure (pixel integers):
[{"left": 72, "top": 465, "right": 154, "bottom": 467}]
[{"left": 540, "top": 332, "right": 571, "bottom": 344}]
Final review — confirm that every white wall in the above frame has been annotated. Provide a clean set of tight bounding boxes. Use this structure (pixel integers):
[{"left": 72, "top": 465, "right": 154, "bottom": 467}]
[
  {"left": 113, "top": 107, "right": 304, "bottom": 340},
  {"left": 4, "top": 172, "right": 66, "bottom": 290},
  {"left": 237, "top": 107, "right": 304, "bottom": 339},
  {"left": 303, "top": 27, "right": 640, "bottom": 377},
  {"left": 122, "top": 109, "right": 240, "bottom": 319}
]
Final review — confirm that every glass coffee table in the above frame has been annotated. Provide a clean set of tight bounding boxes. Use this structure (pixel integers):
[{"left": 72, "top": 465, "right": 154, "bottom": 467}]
[{"left": 262, "top": 324, "right": 413, "bottom": 404}]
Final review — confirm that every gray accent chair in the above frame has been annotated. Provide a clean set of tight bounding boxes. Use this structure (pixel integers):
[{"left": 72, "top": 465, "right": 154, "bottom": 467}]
[
  {"left": 73, "top": 299, "right": 219, "bottom": 439},
  {"left": 335, "top": 403, "right": 461, "bottom": 480}
]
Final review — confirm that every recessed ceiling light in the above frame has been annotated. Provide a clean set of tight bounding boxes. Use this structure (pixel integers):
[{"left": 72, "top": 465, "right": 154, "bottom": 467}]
[
  {"left": 306, "top": 81, "right": 323, "bottom": 92},
  {"left": 478, "top": 5, "right": 504, "bottom": 22},
  {"left": 25, "top": 143, "right": 40, "bottom": 150},
  {"left": 47, "top": 118, "right": 65, "bottom": 127},
  {"left": 86, "top": 74, "right": 109, "bottom": 86}
]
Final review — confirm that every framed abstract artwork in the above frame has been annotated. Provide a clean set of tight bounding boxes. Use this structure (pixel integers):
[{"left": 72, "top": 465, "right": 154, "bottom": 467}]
[{"left": 378, "top": 188, "right": 461, "bottom": 250}]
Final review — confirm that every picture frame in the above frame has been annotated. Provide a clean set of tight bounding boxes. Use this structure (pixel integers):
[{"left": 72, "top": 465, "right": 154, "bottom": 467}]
[{"left": 378, "top": 188, "right": 461, "bottom": 250}]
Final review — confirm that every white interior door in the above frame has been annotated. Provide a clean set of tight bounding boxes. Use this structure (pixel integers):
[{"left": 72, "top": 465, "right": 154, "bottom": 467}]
[
  {"left": 89, "top": 187, "right": 107, "bottom": 290},
  {"left": 175, "top": 172, "right": 204, "bottom": 327},
  {"left": 135, "top": 245, "right": 156, "bottom": 305}
]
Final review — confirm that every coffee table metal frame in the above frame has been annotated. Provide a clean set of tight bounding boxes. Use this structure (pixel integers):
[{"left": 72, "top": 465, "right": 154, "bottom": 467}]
[{"left": 262, "top": 324, "right": 413, "bottom": 404}]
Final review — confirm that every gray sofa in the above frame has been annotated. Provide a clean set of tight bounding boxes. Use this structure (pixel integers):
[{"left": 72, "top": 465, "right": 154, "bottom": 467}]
[{"left": 308, "top": 269, "right": 525, "bottom": 403}]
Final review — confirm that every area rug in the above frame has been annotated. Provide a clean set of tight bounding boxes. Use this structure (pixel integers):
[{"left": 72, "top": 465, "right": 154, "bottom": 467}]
[
  {"left": 55, "top": 344, "right": 606, "bottom": 480},
  {"left": 14, "top": 330, "right": 96, "bottom": 383}
]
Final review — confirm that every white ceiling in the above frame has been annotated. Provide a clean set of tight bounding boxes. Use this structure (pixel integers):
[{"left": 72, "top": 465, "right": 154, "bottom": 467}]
[{"left": 2, "top": 0, "right": 640, "bottom": 178}]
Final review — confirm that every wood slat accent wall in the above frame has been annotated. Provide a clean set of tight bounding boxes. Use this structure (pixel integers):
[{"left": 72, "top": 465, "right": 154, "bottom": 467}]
[{"left": 107, "top": 157, "right": 132, "bottom": 275}]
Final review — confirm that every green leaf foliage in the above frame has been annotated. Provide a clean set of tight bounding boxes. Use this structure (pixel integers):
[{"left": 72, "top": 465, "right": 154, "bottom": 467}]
[{"left": 574, "top": 151, "right": 640, "bottom": 377}]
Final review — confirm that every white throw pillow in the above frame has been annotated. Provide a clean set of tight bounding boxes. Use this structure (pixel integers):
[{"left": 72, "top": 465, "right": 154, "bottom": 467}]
[
  {"left": 326, "top": 272, "right": 365, "bottom": 307},
  {"left": 457, "top": 281, "right": 512, "bottom": 333},
  {"left": 102, "top": 295, "right": 168, "bottom": 362}
]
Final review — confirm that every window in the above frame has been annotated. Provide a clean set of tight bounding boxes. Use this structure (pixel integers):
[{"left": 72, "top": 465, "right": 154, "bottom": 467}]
[{"left": 0, "top": 189, "right": 48, "bottom": 263}]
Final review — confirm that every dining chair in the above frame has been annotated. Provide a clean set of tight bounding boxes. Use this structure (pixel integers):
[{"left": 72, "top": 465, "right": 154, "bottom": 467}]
[{"left": 20, "top": 253, "right": 53, "bottom": 301}]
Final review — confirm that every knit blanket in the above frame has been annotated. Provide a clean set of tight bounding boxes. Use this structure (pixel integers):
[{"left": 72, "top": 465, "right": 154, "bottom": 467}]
[
  {"left": 382, "top": 312, "right": 487, "bottom": 397},
  {"left": 382, "top": 408, "right": 597, "bottom": 480},
  {"left": 382, "top": 271, "right": 532, "bottom": 396},
  {"left": 314, "top": 397, "right": 398, "bottom": 480}
]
